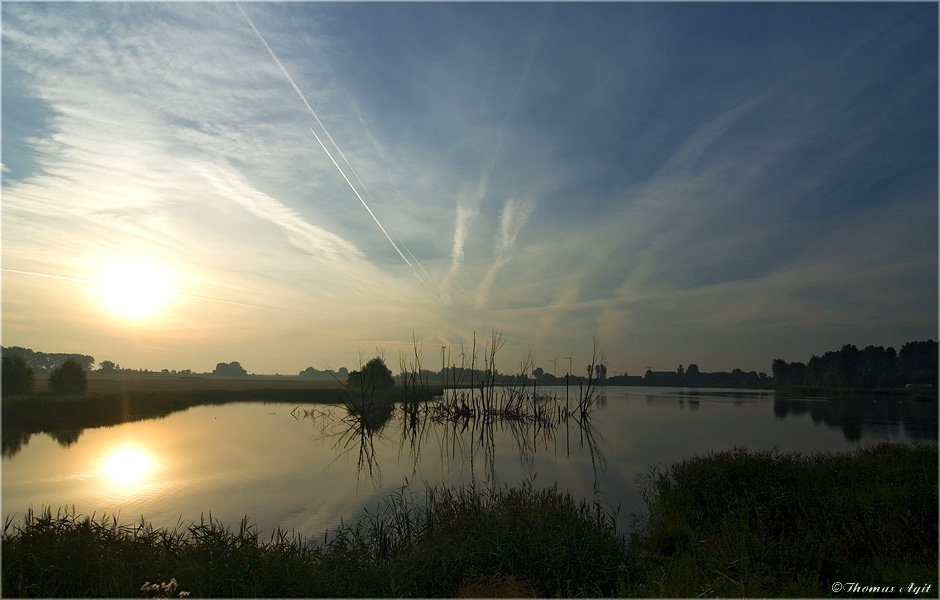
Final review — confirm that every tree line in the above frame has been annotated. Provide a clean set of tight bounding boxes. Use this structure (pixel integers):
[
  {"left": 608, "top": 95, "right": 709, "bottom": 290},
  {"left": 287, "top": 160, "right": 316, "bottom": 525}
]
[
  {"left": 1, "top": 346, "right": 93, "bottom": 372},
  {"left": 609, "top": 365, "right": 770, "bottom": 388},
  {"left": 772, "top": 340, "right": 938, "bottom": 389},
  {"left": 2, "top": 354, "right": 87, "bottom": 395}
]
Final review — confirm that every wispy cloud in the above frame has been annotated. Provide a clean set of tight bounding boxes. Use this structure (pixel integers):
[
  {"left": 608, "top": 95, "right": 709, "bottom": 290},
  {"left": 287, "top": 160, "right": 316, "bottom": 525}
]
[
  {"left": 194, "top": 162, "right": 365, "bottom": 263},
  {"left": 442, "top": 182, "right": 484, "bottom": 300},
  {"left": 474, "top": 196, "right": 535, "bottom": 309},
  {"left": 3, "top": 3, "right": 934, "bottom": 374}
]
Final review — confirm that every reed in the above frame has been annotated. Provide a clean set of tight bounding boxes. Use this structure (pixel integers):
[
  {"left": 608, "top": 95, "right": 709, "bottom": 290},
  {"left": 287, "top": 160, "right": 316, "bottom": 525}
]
[
  {"left": 3, "top": 444, "right": 934, "bottom": 597},
  {"left": 2, "top": 484, "right": 631, "bottom": 598},
  {"left": 632, "top": 442, "right": 938, "bottom": 597}
]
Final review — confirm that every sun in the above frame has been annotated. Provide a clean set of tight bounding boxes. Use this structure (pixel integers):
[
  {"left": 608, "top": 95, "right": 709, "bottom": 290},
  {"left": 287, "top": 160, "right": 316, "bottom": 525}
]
[{"left": 99, "top": 257, "right": 173, "bottom": 318}]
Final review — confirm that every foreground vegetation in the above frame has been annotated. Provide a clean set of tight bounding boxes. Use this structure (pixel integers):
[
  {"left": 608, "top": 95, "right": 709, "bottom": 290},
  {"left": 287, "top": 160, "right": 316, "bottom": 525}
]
[
  {"left": 3, "top": 443, "right": 935, "bottom": 598},
  {"left": 635, "top": 443, "right": 937, "bottom": 597}
]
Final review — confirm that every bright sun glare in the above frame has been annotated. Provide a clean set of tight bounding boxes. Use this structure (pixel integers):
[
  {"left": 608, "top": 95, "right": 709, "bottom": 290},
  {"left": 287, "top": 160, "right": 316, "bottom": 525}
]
[
  {"left": 99, "top": 257, "right": 173, "bottom": 318},
  {"left": 102, "top": 446, "right": 154, "bottom": 485}
]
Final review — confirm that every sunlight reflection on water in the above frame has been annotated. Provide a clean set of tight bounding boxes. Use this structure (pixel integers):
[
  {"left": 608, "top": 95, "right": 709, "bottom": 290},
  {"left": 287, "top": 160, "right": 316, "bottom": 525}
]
[
  {"left": 101, "top": 445, "right": 154, "bottom": 486},
  {"left": 2, "top": 388, "right": 934, "bottom": 538}
]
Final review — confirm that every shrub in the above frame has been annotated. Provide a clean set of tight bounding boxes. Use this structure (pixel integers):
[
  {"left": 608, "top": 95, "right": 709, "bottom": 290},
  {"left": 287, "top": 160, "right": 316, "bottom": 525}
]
[
  {"left": 346, "top": 357, "right": 395, "bottom": 391},
  {"left": 48, "top": 358, "right": 88, "bottom": 395},
  {"left": 2, "top": 354, "right": 35, "bottom": 395}
]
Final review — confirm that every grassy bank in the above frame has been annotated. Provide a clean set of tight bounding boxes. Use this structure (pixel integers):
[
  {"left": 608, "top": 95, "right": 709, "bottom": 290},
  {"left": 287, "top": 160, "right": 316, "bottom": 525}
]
[
  {"left": 635, "top": 443, "right": 937, "bottom": 597},
  {"left": 3, "top": 443, "right": 936, "bottom": 597}
]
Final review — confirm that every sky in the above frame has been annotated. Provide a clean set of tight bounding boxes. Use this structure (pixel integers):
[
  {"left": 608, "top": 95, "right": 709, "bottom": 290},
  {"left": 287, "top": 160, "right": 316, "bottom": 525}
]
[{"left": 2, "top": 2, "right": 937, "bottom": 377}]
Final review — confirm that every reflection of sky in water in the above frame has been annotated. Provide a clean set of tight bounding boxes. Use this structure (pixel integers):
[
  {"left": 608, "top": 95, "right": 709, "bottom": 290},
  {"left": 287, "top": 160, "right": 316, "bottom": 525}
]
[{"left": 2, "top": 390, "right": 935, "bottom": 538}]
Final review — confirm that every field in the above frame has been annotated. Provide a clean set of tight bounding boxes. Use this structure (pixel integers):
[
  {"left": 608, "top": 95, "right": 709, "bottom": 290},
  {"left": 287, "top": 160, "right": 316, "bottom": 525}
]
[{"left": 71, "top": 374, "right": 346, "bottom": 393}]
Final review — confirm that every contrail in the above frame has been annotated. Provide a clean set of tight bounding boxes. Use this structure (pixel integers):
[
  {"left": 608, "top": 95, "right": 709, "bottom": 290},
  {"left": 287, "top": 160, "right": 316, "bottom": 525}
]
[
  {"left": 1, "top": 268, "right": 99, "bottom": 286},
  {"left": 235, "top": 1, "right": 429, "bottom": 285},
  {"left": 309, "top": 127, "right": 426, "bottom": 283},
  {"left": 399, "top": 238, "right": 434, "bottom": 283}
]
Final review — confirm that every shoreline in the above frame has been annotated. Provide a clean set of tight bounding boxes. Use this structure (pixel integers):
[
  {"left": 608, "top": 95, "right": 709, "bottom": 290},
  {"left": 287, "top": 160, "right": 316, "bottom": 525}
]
[{"left": 3, "top": 443, "right": 936, "bottom": 598}]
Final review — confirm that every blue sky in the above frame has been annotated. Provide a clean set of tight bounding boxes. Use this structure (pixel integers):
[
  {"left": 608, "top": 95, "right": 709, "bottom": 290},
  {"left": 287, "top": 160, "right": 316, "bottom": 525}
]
[{"left": 2, "top": 2, "right": 937, "bottom": 376}]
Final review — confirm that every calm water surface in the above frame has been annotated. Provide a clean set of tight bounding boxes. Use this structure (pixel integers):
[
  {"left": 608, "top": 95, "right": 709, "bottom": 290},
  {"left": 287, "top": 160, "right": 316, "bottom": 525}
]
[{"left": 3, "top": 387, "right": 935, "bottom": 537}]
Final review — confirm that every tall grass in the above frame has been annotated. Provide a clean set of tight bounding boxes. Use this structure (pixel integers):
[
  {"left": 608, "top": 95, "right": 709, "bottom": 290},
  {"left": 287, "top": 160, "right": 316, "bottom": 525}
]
[
  {"left": 2, "top": 484, "right": 631, "bottom": 598},
  {"left": 633, "top": 443, "right": 938, "bottom": 597}
]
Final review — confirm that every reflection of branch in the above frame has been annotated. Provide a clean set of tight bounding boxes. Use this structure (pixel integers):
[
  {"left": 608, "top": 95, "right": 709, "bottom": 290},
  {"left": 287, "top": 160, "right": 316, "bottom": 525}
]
[
  {"left": 295, "top": 336, "right": 611, "bottom": 494},
  {"left": 297, "top": 402, "right": 387, "bottom": 488},
  {"left": 576, "top": 416, "right": 608, "bottom": 493}
]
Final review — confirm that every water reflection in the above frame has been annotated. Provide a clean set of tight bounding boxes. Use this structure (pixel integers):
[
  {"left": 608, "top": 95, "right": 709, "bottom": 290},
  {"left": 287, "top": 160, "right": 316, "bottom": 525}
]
[
  {"left": 1, "top": 388, "right": 335, "bottom": 459},
  {"left": 774, "top": 396, "right": 938, "bottom": 442},
  {"left": 294, "top": 384, "right": 609, "bottom": 493},
  {"left": 299, "top": 395, "right": 397, "bottom": 484},
  {"left": 101, "top": 445, "right": 154, "bottom": 486},
  {"left": 3, "top": 386, "right": 936, "bottom": 541}
]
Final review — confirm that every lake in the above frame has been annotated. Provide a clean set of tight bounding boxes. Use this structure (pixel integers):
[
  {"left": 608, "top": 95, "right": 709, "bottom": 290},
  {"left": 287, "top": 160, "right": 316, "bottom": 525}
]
[{"left": 3, "top": 386, "right": 936, "bottom": 539}]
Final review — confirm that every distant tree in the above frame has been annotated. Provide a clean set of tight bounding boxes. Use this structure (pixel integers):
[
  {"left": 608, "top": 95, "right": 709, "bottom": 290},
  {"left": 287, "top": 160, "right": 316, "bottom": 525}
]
[
  {"left": 685, "top": 364, "right": 701, "bottom": 385},
  {"left": 213, "top": 361, "right": 248, "bottom": 377},
  {"left": 771, "top": 359, "right": 789, "bottom": 385},
  {"left": 98, "top": 360, "right": 117, "bottom": 373},
  {"left": 806, "top": 354, "right": 826, "bottom": 387},
  {"left": 2, "top": 347, "right": 94, "bottom": 373},
  {"left": 533, "top": 366, "right": 545, "bottom": 379},
  {"left": 899, "top": 340, "right": 938, "bottom": 385},
  {"left": 2, "top": 354, "right": 35, "bottom": 395},
  {"left": 857, "top": 345, "right": 896, "bottom": 388},
  {"left": 772, "top": 359, "right": 807, "bottom": 387},
  {"left": 347, "top": 356, "right": 395, "bottom": 391},
  {"left": 829, "top": 344, "right": 860, "bottom": 388},
  {"left": 49, "top": 358, "right": 88, "bottom": 395}
]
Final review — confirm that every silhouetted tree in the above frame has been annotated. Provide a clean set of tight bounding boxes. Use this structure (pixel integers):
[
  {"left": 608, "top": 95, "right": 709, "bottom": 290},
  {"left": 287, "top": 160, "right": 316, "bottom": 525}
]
[
  {"left": 772, "top": 359, "right": 807, "bottom": 387},
  {"left": 778, "top": 339, "right": 935, "bottom": 390},
  {"left": 49, "top": 358, "right": 88, "bottom": 395},
  {"left": 899, "top": 340, "right": 938, "bottom": 385},
  {"left": 2, "top": 354, "right": 35, "bottom": 395},
  {"left": 1, "top": 347, "right": 93, "bottom": 373},
  {"left": 213, "top": 361, "right": 248, "bottom": 377},
  {"left": 98, "top": 360, "right": 117, "bottom": 373},
  {"left": 857, "top": 345, "right": 897, "bottom": 388},
  {"left": 347, "top": 357, "right": 395, "bottom": 391}
]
